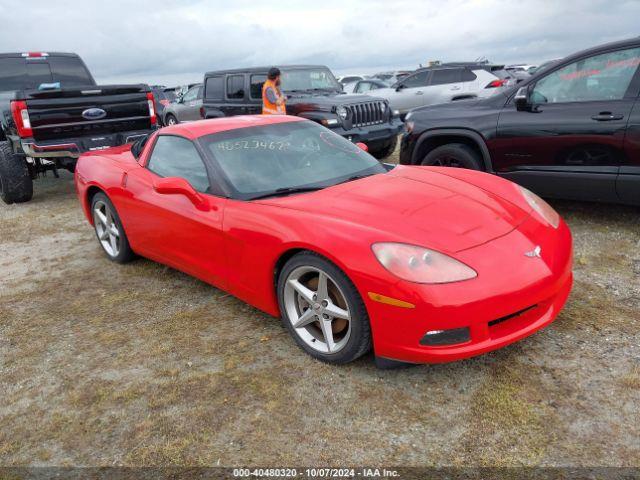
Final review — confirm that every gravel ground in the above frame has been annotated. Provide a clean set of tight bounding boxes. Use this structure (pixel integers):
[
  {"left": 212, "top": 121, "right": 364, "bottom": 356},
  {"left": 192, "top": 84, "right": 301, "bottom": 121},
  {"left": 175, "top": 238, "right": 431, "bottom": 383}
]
[{"left": 0, "top": 151, "right": 639, "bottom": 467}]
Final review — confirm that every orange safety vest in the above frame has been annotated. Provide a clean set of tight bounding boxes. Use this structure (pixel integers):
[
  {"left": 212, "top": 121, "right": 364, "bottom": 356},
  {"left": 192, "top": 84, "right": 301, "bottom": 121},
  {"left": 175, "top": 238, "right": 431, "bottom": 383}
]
[{"left": 262, "top": 78, "right": 286, "bottom": 115}]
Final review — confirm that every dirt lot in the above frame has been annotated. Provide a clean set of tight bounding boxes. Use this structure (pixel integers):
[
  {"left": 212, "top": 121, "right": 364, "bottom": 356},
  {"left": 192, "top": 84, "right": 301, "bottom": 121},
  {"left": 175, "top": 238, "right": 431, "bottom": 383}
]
[{"left": 1, "top": 156, "right": 639, "bottom": 467}]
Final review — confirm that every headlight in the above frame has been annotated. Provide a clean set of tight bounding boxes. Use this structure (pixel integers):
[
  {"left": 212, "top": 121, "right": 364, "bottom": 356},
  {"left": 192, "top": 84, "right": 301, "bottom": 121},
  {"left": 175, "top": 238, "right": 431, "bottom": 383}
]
[
  {"left": 336, "top": 105, "right": 348, "bottom": 121},
  {"left": 372, "top": 242, "right": 477, "bottom": 284},
  {"left": 518, "top": 186, "right": 560, "bottom": 228}
]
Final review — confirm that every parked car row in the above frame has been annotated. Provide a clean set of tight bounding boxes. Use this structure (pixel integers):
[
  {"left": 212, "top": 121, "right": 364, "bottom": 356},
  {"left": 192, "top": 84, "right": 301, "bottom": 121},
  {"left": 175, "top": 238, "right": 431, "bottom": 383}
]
[{"left": 400, "top": 37, "right": 640, "bottom": 206}]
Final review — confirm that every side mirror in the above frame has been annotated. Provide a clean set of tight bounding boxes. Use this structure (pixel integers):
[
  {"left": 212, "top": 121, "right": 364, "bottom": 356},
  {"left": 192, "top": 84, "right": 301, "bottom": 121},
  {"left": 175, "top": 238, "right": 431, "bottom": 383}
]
[
  {"left": 153, "top": 177, "right": 209, "bottom": 211},
  {"left": 356, "top": 142, "right": 368, "bottom": 152},
  {"left": 514, "top": 86, "right": 531, "bottom": 111},
  {"left": 395, "top": 84, "right": 405, "bottom": 92}
]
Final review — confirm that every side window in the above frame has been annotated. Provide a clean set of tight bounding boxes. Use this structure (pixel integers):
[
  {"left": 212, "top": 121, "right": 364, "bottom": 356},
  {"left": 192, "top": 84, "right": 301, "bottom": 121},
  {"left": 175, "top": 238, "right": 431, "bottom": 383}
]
[
  {"left": 147, "top": 136, "right": 210, "bottom": 193},
  {"left": 205, "top": 76, "right": 223, "bottom": 100},
  {"left": 430, "top": 69, "right": 462, "bottom": 86},
  {"left": 462, "top": 69, "right": 477, "bottom": 82},
  {"left": 250, "top": 74, "right": 267, "bottom": 99},
  {"left": 196, "top": 86, "right": 203, "bottom": 100},
  {"left": 356, "top": 82, "right": 372, "bottom": 93},
  {"left": 532, "top": 47, "right": 640, "bottom": 103},
  {"left": 227, "top": 75, "right": 245, "bottom": 99},
  {"left": 400, "top": 71, "right": 430, "bottom": 88},
  {"left": 183, "top": 87, "right": 198, "bottom": 102}
]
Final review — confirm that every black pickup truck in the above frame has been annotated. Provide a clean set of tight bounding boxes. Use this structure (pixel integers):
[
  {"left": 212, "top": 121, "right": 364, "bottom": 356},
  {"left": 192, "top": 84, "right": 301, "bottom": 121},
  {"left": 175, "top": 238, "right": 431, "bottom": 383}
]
[
  {"left": 201, "top": 65, "right": 404, "bottom": 159},
  {"left": 0, "top": 52, "right": 157, "bottom": 204}
]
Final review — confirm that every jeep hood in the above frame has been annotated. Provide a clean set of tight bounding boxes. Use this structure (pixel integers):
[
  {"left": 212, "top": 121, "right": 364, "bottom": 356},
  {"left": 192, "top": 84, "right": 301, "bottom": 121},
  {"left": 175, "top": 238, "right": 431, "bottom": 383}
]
[
  {"left": 257, "top": 166, "right": 531, "bottom": 253},
  {"left": 285, "top": 92, "right": 386, "bottom": 112}
]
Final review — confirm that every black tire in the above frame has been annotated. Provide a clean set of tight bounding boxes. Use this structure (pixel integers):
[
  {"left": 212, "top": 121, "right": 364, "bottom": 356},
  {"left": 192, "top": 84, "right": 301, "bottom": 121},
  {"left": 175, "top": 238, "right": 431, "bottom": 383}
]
[
  {"left": 369, "top": 135, "right": 398, "bottom": 160},
  {"left": 420, "top": 143, "right": 482, "bottom": 170},
  {"left": 277, "top": 251, "right": 372, "bottom": 364},
  {"left": 90, "top": 192, "right": 135, "bottom": 264},
  {"left": 0, "top": 141, "right": 33, "bottom": 204},
  {"left": 164, "top": 114, "right": 178, "bottom": 126}
]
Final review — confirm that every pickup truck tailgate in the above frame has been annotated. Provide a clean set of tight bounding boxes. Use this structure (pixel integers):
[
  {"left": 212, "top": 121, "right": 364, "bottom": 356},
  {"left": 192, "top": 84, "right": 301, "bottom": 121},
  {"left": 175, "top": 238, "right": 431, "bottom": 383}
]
[{"left": 21, "top": 85, "right": 152, "bottom": 143}]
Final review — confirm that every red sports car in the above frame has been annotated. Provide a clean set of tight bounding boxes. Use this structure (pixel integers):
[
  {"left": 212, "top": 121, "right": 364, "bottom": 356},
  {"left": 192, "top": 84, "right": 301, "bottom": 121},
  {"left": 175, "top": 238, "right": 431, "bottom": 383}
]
[{"left": 75, "top": 115, "right": 573, "bottom": 366}]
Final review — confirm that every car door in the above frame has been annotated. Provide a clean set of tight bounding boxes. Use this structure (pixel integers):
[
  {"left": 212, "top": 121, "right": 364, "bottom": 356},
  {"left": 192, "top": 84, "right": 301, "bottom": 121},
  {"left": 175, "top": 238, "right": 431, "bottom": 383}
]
[
  {"left": 619, "top": 96, "right": 640, "bottom": 204},
  {"left": 123, "top": 134, "right": 228, "bottom": 288},
  {"left": 223, "top": 74, "right": 248, "bottom": 116},
  {"left": 386, "top": 70, "right": 431, "bottom": 113},
  {"left": 179, "top": 85, "right": 203, "bottom": 121},
  {"left": 493, "top": 46, "right": 640, "bottom": 202},
  {"left": 427, "top": 68, "right": 464, "bottom": 104},
  {"left": 247, "top": 73, "right": 266, "bottom": 114}
]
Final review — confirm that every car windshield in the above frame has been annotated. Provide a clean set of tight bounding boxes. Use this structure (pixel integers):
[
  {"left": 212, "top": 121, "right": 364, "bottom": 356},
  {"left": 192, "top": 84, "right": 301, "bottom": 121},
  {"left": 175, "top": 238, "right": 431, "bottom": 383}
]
[
  {"left": 281, "top": 68, "right": 341, "bottom": 92},
  {"left": 201, "top": 121, "right": 386, "bottom": 200}
]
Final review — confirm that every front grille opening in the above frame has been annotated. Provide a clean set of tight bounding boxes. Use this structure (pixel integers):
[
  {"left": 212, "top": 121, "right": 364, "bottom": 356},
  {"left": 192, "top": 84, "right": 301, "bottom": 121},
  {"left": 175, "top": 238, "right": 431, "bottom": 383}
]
[
  {"left": 346, "top": 102, "right": 385, "bottom": 127},
  {"left": 488, "top": 304, "right": 538, "bottom": 328}
]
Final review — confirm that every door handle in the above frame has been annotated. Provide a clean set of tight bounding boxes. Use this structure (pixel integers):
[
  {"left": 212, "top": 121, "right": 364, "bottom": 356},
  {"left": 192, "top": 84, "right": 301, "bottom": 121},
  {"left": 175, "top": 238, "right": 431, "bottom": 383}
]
[
  {"left": 450, "top": 86, "right": 461, "bottom": 91},
  {"left": 415, "top": 91, "right": 424, "bottom": 95},
  {"left": 591, "top": 112, "right": 624, "bottom": 121}
]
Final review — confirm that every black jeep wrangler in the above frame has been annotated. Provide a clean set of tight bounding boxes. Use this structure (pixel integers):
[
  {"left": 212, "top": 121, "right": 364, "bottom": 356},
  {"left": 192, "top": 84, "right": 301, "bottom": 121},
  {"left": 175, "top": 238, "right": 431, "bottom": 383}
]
[
  {"left": 201, "top": 65, "right": 404, "bottom": 159},
  {"left": 0, "top": 52, "right": 158, "bottom": 204}
]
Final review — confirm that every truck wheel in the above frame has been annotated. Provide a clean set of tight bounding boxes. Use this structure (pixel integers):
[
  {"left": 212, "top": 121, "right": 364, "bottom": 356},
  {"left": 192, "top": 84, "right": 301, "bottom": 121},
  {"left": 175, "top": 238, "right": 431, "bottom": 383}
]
[
  {"left": 0, "top": 141, "right": 33, "bottom": 204},
  {"left": 420, "top": 143, "right": 482, "bottom": 170},
  {"left": 369, "top": 136, "right": 398, "bottom": 160},
  {"left": 165, "top": 114, "right": 178, "bottom": 126}
]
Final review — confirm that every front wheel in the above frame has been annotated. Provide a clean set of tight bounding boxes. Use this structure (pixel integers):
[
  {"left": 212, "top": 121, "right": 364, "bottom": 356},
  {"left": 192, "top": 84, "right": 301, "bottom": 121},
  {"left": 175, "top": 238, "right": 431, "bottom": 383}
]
[
  {"left": 0, "top": 141, "right": 33, "bottom": 204},
  {"left": 91, "top": 192, "right": 135, "bottom": 263},
  {"left": 277, "top": 252, "right": 372, "bottom": 364},
  {"left": 420, "top": 143, "right": 482, "bottom": 170}
]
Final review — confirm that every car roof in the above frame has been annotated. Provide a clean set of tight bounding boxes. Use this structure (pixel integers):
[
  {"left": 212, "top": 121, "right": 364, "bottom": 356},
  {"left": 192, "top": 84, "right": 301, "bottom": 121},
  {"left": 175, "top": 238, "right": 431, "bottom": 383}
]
[
  {"left": 158, "top": 115, "right": 305, "bottom": 139},
  {"left": 555, "top": 36, "right": 640, "bottom": 64},
  {"left": 205, "top": 65, "right": 329, "bottom": 76},
  {"left": 0, "top": 52, "right": 81, "bottom": 58}
]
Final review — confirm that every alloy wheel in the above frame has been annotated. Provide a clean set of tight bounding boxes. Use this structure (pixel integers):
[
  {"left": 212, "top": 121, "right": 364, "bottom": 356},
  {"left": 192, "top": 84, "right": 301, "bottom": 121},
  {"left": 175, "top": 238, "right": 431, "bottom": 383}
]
[
  {"left": 283, "top": 266, "right": 352, "bottom": 354},
  {"left": 93, "top": 200, "right": 121, "bottom": 257}
]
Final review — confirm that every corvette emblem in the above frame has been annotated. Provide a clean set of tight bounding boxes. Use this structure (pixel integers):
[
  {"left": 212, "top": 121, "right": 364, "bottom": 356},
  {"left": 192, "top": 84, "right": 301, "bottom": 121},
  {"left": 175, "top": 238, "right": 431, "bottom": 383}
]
[{"left": 525, "top": 246, "right": 542, "bottom": 258}]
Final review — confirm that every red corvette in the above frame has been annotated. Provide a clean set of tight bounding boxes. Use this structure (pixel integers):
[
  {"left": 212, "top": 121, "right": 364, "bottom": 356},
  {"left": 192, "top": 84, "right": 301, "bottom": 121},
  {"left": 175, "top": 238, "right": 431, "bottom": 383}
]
[{"left": 75, "top": 115, "right": 573, "bottom": 366}]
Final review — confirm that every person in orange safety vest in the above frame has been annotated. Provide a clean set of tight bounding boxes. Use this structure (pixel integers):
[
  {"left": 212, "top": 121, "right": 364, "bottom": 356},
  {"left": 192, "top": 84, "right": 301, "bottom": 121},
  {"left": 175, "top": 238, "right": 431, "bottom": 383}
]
[{"left": 262, "top": 67, "right": 286, "bottom": 115}]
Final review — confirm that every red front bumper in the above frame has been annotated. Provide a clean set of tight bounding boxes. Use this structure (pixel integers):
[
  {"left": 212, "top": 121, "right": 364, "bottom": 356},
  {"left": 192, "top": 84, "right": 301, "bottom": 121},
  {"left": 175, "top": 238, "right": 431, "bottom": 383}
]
[{"left": 361, "top": 216, "right": 573, "bottom": 364}]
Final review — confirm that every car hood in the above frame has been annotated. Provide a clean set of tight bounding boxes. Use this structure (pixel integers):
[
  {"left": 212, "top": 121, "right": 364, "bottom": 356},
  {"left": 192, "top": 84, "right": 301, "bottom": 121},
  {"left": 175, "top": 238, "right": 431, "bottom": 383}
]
[
  {"left": 285, "top": 92, "right": 386, "bottom": 112},
  {"left": 257, "top": 166, "right": 531, "bottom": 253}
]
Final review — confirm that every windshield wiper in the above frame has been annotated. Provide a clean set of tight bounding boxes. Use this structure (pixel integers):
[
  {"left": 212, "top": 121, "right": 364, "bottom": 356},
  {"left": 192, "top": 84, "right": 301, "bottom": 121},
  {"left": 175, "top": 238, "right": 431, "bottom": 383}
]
[
  {"left": 248, "top": 186, "right": 325, "bottom": 200},
  {"left": 334, "top": 173, "right": 376, "bottom": 185}
]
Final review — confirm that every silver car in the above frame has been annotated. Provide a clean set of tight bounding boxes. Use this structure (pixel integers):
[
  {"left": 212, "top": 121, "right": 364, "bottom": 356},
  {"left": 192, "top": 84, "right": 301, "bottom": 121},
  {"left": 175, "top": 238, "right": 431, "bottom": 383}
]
[
  {"left": 372, "top": 65, "right": 510, "bottom": 115},
  {"left": 162, "top": 83, "right": 203, "bottom": 125}
]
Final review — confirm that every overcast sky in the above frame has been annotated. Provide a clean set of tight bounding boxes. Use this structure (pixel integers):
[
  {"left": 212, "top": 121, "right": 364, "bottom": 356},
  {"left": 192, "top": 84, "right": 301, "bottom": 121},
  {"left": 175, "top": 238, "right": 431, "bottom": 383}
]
[{"left": 1, "top": 0, "right": 638, "bottom": 86}]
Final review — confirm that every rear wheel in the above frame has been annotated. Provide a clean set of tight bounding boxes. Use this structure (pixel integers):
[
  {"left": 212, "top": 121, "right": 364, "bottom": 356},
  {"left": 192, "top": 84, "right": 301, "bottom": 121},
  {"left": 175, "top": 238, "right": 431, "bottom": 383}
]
[
  {"left": 0, "top": 141, "right": 33, "bottom": 204},
  {"left": 420, "top": 143, "right": 482, "bottom": 170},
  {"left": 277, "top": 252, "right": 372, "bottom": 364},
  {"left": 91, "top": 192, "right": 135, "bottom": 263},
  {"left": 370, "top": 136, "right": 398, "bottom": 160},
  {"left": 165, "top": 114, "right": 178, "bottom": 126}
]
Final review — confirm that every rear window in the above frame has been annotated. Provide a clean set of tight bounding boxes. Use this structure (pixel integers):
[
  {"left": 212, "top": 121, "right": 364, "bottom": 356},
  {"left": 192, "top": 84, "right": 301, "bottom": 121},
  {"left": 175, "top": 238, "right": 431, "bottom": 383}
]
[
  {"left": 0, "top": 55, "right": 93, "bottom": 91},
  {"left": 47, "top": 56, "right": 94, "bottom": 86},
  {"left": 205, "top": 76, "right": 224, "bottom": 100}
]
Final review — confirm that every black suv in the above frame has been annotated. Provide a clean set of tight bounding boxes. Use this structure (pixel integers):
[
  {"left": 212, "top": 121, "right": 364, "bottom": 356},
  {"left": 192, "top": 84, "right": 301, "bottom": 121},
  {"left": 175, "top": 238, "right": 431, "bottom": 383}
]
[
  {"left": 201, "top": 65, "right": 403, "bottom": 159},
  {"left": 400, "top": 37, "right": 640, "bottom": 206}
]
